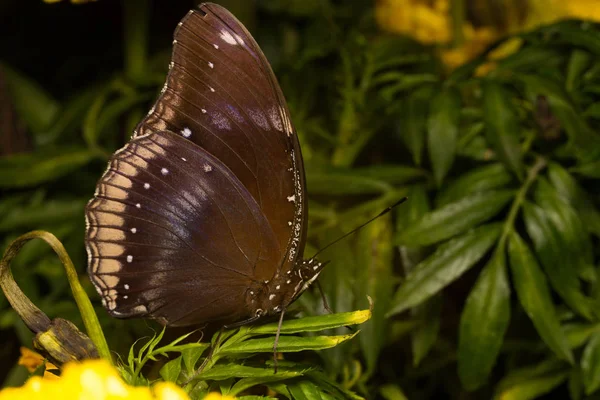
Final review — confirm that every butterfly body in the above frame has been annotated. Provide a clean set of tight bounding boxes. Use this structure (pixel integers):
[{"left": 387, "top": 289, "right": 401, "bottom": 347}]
[{"left": 85, "top": 3, "right": 322, "bottom": 327}]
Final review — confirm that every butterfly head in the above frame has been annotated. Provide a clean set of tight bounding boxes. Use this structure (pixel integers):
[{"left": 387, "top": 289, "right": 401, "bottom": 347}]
[{"left": 246, "top": 258, "right": 327, "bottom": 318}]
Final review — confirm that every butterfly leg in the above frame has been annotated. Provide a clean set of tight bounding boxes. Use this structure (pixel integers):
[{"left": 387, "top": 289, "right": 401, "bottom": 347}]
[{"left": 272, "top": 308, "right": 286, "bottom": 374}]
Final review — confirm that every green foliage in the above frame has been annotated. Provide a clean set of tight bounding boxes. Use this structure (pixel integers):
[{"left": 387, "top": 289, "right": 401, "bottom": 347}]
[{"left": 2, "top": 1, "right": 600, "bottom": 399}]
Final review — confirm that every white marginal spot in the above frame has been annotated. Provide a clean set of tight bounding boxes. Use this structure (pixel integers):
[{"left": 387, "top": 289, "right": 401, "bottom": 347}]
[
  {"left": 123, "top": 295, "right": 128, "bottom": 299},
  {"left": 181, "top": 157, "right": 187, "bottom": 162},
  {"left": 213, "top": 43, "right": 219, "bottom": 49},
  {"left": 276, "top": 285, "right": 280, "bottom": 290},
  {"left": 201, "top": 108, "right": 207, "bottom": 113},
  {"left": 177, "top": 22, "right": 183, "bottom": 27},
  {"left": 127, "top": 255, "right": 133, "bottom": 263},
  {"left": 313, "top": 265, "right": 319, "bottom": 270},
  {"left": 209, "top": 86, "right": 215, "bottom": 93},
  {"left": 269, "top": 294, "right": 276, "bottom": 301},
  {"left": 124, "top": 284, "right": 130, "bottom": 290},
  {"left": 287, "top": 195, "right": 295, "bottom": 203},
  {"left": 130, "top": 228, "right": 137, "bottom": 234},
  {"left": 287, "top": 221, "right": 292, "bottom": 226},
  {"left": 181, "top": 127, "right": 192, "bottom": 138},
  {"left": 173, "top": 39, "right": 178, "bottom": 45},
  {"left": 203, "top": 164, "right": 212, "bottom": 172},
  {"left": 136, "top": 203, "right": 141, "bottom": 209},
  {"left": 144, "top": 183, "right": 150, "bottom": 189},
  {"left": 208, "top": 62, "right": 214, "bottom": 68},
  {"left": 219, "top": 29, "right": 237, "bottom": 45},
  {"left": 161, "top": 167, "right": 169, "bottom": 175},
  {"left": 250, "top": 291, "right": 254, "bottom": 295},
  {"left": 287, "top": 270, "right": 291, "bottom": 275},
  {"left": 169, "top": 62, "right": 174, "bottom": 69},
  {"left": 286, "top": 279, "right": 291, "bottom": 284}
]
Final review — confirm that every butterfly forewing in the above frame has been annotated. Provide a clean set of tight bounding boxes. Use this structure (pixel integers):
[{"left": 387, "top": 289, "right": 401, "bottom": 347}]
[
  {"left": 134, "top": 3, "right": 306, "bottom": 274},
  {"left": 86, "top": 130, "right": 280, "bottom": 326}
]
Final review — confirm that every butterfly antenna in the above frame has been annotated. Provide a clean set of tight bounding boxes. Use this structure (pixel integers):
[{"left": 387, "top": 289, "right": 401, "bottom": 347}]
[{"left": 311, "top": 197, "right": 408, "bottom": 259}]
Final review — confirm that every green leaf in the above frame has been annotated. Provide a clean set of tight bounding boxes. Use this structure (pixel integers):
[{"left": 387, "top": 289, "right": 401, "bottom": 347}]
[
  {"left": 181, "top": 346, "right": 207, "bottom": 373},
  {"left": 411, "top": 295, "right": 441, "bottom": 366},
  {"left": 507, "top": 232, "right": 574, "bottom": 363},
  {"left": 482, "top": 81, "right": 524, "bottom": 179},
  {"left": 566, "top": 50, "right": 591, "bottom": 93},
  {"left": 399, "top": 85, "right": 434, "bottom": 166},
  {"left": 1, "top": 63, "right": 60, "bottom": 135},
  {"left": 582, "top": 332, "right": 600, "bottom": 395},
  {"left": 0, "top": 199, "right": 86, "bottom": 232},
  {"left": 427, "top": 87, "right": 461, "bottom": 185},
  {"left": 436, "top": 163, "right": 513, "bottom": 207},
  {"left": 523, "top": 202, "right": 594, "bottom": 320},
  {"left": 288, "top": 380, "right": 324, "bottom": 400},
  {"left": 388, "top": 223, "right": 502, "bottom": 316},
  {"left": 548, "top": 162, "right": 600, "bottom": 237},
  {"left": 197, "top": 364, "right": 304, "bottom": 381},
  {"left": 397, "top": 191, "right": 513, "bottom": 247},
  {"left": 247, "top": 309, "right": 370, "bottom": 335},
  {"left": 534, "top": 178, "right": 594, "bottom": 281},
  {"left": 379, "top": 384, "right": 409, "bottom": 400},
  {"left": 571, "top": 160, "right": 600, "bottom": 178},
  {"left": 494, "top": 371, "right": 569, "bottom": 400},
  {"left": 159, "top": 356, "right": 181, "bottom": 382},
  {"left": 356, "top": 217, "right": 394, "bottom": 375},
  {"left": 222, "top": 332, "right": 359, "bottom": 355},
  {"left": 0, "top": 148, "right": 96, "bottom": 188},
  {"left": 458, "top": 250, "right": 510, "bottom": 391}
]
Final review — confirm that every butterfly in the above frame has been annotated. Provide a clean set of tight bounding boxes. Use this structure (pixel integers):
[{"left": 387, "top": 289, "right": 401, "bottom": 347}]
[{"left": 85, "top": 2, "right": 324, "bottom": 328}]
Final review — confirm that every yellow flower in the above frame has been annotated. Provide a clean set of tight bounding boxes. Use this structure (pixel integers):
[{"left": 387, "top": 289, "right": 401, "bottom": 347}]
[{"left": 0, "top": 360, "right": 191, "bottom": 400}]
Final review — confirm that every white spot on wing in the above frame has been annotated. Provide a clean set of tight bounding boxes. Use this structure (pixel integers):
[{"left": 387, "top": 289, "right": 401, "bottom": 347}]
[
  {"left": 269, "top": 294, "right": 276, "bottom": 300},
  {"left": 136, "top": 203, "right": 141, "bottom": 209},
  {"left": 287, "top": 195, "right": 295, "bottom": 203},
  {"left": 201, "top": 108, "right": 207, "bottom": 113},
  {"left": 203, "top": 164, "right": 212, "bottom": 172},
  {"left": 130, "top": 228, "right": 137, "bottom": 234},
  {"left": 209, "top": 86, "right": 215, "bottom": 93},
  {"left": 208, "top": 62, "right": 214, "bottom": 68},
  {"left": 181, "top": 127, "right": 192, "bottom": 138},
  {"left": 220, "top": 29, "right": 237, "bottom": 45},
  {"left": 124, "top": 284, "right": 129, "bottom": 290},
  {"left": 127, "top": 255, "right": 133, "bottom": 263},
  {"left": 161, "top": 167, "right": 169, "bottom": 175},
  {"left": 144, "top": 183, "right": 150, "bottom": 189},
  {"left": 213, "top": 43, "right": 219, "bottom": 49}
]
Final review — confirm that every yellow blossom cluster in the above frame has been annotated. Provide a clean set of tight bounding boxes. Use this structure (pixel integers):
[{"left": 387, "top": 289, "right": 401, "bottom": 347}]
[
  {"left": 376, "top": 0, "right": 600, "bottom": 70},
  {"left": 0, "top": 359, "right": 198, "bottom": 400}
]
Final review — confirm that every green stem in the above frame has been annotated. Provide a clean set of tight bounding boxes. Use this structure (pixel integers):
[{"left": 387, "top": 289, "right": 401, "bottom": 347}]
[
  {"left": 0, "top": 231, "right": 112, "bottom": 363},
  {"left": 498, "top": 157, "right": 547, "bottom": 248},
  {"left": 123, "top": 0, "right": 149, "bottom": 83}
]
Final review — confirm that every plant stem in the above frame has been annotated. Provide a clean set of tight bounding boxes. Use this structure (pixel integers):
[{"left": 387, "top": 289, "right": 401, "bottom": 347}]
[{"left": 499, "top": 157, "right": 547, "bottom": 247}]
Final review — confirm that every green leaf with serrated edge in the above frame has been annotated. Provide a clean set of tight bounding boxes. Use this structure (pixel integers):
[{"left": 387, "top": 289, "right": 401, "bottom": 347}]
[
  {"left": 523, "top": 202, "right": 594, "bottom": 320},
  {"left": 548, "top": 162, "right": 600, "bottom": 237},
  {"left": 388, "top": 223, "right": 502, "bottom": 316},
  {"left": 534, "top": 178, "right": 594, "bottom": 281},
  {"left": 247, "top": 309, "right": 370, "bottom": 335},
  {"left": 436, "top": 163, "right": 513, "bottom": 207},
  {"left": 380, "top": 384, "right": 409, "bottom": 400},
  {"left": 288, "top": 380, "right": 324, "bottom": 400},
  {"left": 0, "top": 148, "right": 96, "bottom": 188},
  {"left": 1, "top": 63, "right": 60, "bottom": 135},
  {"left": 458, "top": 250, "right": 510, "bottom": 391},
  {"left": 508, "top": 232, "right": 574, "bottom": 363},
  {"left": 482, "top": 81, "right": 524, "bottom": 180},
  {"left": 582, "top": 332, "right": 600, "bottom": 395},
  {"left": 356, "top": 217, "right": 394, "bottom": 375},
  {"left": 397, "top": 191, "right": 512, "bottom": 247},
  {"left": 181, "top": 346, "right": 207, "bottom": 373},
  {"left": 197, "top": 364, "right": 305, "bottom": 381},
  {"left": 427, "top": 87, "right": 461, "bottom": 185},
  {"left": 159, "top": 356, "right": 181, "bottom": 382},
  {"left": 221, "top": 332, "right": 358, "bottom": 355},
  {"left": 411, "top": 294, "right": 441, "bottom": 367}
]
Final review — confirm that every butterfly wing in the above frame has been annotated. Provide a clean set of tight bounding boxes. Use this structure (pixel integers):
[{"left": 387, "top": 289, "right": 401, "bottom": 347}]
[
  {"left": 85, "top": 130, "right": 280, "bottom": 326},
  {"left": 135, "top": 3, "right": 307, "bottom": 275}
]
